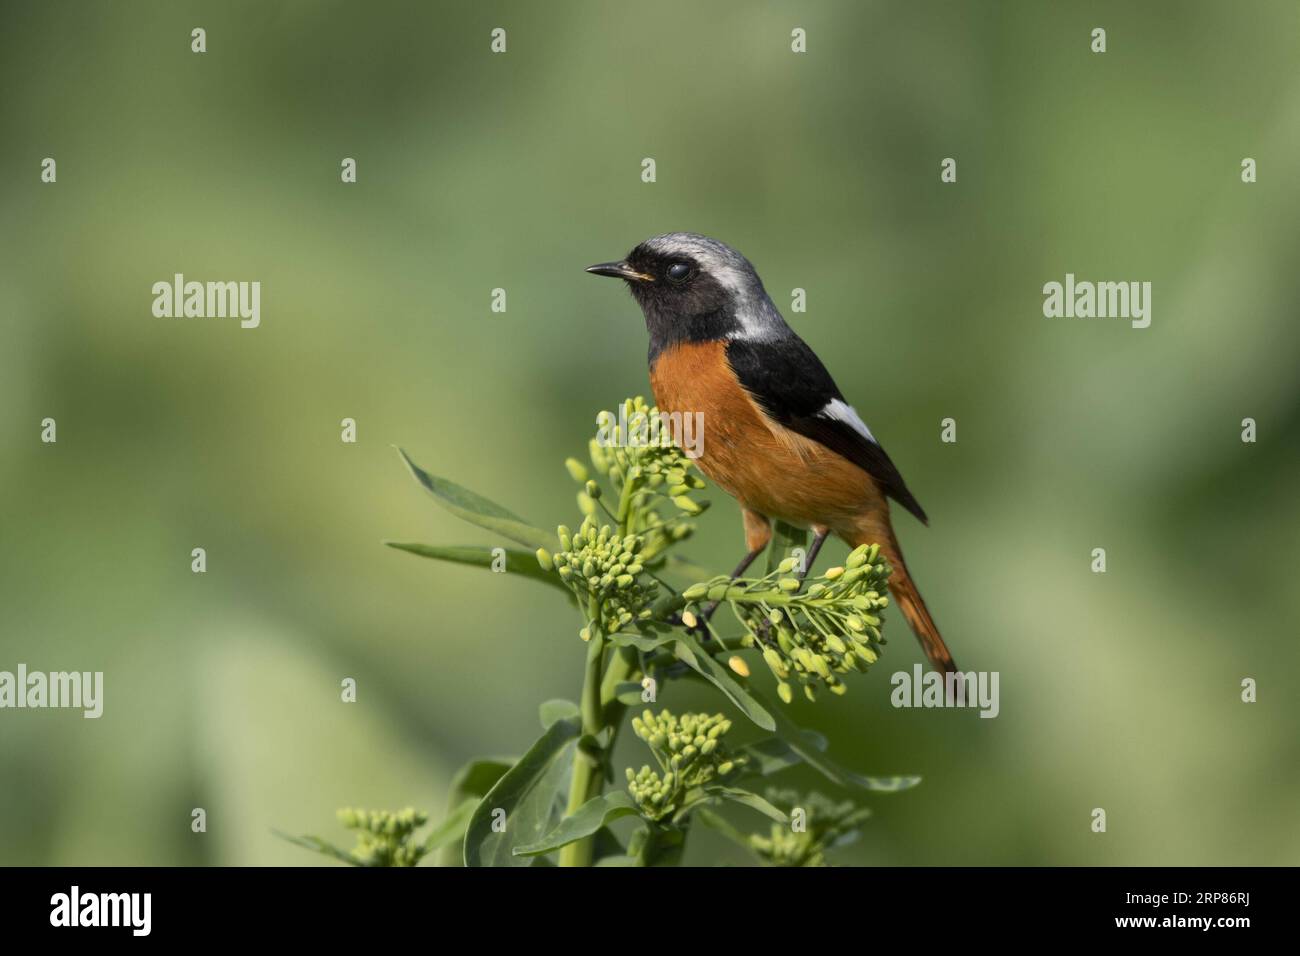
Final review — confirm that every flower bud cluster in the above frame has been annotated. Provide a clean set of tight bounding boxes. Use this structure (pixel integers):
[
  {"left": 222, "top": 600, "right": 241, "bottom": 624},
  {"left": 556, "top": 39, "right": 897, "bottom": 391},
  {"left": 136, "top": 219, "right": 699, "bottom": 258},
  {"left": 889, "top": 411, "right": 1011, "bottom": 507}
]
[
  {"left": 548, "top": 517, "right": 658, "bottom": 640},
  {"left": 336, "top": 807, "right": 429, "bottom": 867},
  {"left": 746, "top": 789, "right": 869, "bottom": 868},
  {"left": 624, "top": 710, "right": 746, "bottom": 821},
  {"left": 683, "top": 543, "right": 891, "bottom": 703},
  {"left": 575, "top": 397, "right": 709, "bottom": 548}
]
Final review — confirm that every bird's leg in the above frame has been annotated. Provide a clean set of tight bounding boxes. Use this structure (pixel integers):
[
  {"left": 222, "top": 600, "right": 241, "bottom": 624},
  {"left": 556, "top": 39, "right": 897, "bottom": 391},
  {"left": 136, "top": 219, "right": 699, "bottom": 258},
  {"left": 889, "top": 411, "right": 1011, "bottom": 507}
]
[
  {"left": 795, "top": 527, "right": 831, "bottom": 586},
  {"left": 747, "top": 527, "right": 830, "bottom": 647},
  {"left": 664, "top": 543, "right": 760, "bottom": 677},
  {"left": 692, "top": 545, "right": 764, "bottom": 626},
  {"left": 676, "top": 509, "right": 772, "bottom": 638}
]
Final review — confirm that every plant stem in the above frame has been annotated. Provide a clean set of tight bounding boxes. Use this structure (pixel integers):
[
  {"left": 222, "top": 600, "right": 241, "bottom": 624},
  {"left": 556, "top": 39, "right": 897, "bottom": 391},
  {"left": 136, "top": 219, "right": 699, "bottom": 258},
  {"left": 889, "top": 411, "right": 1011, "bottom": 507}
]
[
  {"left": 559, "top": 637, "right": 641, "bottom": 867},
  {"left": 558, "top": 474, "right": 645, "bottom": 867},
  {"left": 559, "top": 628, "right": 607, "bottom": 868}
]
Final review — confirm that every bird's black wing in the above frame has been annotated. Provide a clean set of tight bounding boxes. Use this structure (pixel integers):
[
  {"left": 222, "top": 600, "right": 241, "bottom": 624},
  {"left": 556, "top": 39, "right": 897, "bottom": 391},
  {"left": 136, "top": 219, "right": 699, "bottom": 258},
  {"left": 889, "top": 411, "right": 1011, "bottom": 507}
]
[{"left": 725, "top": 336, "right": 928, "bottom": 524}]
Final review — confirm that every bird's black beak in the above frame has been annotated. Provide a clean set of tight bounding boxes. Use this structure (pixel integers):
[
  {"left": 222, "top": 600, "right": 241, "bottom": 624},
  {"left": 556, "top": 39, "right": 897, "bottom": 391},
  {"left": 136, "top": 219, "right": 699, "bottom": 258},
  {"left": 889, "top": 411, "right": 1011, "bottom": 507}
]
[{"left": 585, "top": 261, "right": 654, "bottom": 283}]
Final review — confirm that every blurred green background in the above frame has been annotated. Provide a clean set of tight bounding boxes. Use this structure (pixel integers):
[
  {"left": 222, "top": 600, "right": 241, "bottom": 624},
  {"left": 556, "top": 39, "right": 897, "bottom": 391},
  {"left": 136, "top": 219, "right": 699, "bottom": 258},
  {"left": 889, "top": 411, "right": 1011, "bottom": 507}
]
[{"left": 2, "top": 0, "right": 1297, "bottom": 866}]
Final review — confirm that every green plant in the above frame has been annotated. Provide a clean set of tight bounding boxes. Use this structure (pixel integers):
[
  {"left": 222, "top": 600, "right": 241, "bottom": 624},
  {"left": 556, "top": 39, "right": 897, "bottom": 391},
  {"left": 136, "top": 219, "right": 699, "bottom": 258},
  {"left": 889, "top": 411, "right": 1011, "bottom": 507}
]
[{"left": 282, "top": 397, "right": 919, "bottom": 867}]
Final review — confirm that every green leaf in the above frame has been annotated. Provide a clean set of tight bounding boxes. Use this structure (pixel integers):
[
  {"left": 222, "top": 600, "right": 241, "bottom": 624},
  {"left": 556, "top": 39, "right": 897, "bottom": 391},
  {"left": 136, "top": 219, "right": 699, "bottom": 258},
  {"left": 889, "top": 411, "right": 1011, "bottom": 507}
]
[
  {"left": 396, "top": 448, "right": 556, "bottom": 550},
  {"left": 737, "top": 737, "right": 802, "bottom": 776},
  {"left": 463, "top": 718, "right": 581, "bottom": 867},
  {"left": 705, "top": 786, "right": 790, "bottom": 823},
  {"left": 607, "top": 631, "right": 676, "bottom": 653},
  {"left": 671, "top": 632, "right": 775, "bottom": 731},
  {"left": 693, "top": 807, "right": 752, "bottom": 848},
  {"left": 830, "top": 807, "right": 875, "bottom": 841},
  {"left": 512, "top": 792, "right": 641, "bottom": 857},
  {"left": 766, "top": 520, "right": 808, "bottom": 574},
  {"left": 539, "top": 699, "right": 580, "bottom": 729},
  {"left": 421, "top": 798, "right": 477, "bottom": 854},
  {"left": 612, "top": 681, "right": 646, "bottom": 705},
  {"left": 439, "top": 756, "right": 515, "bottom": 866},
  {"left": 750, "top": 691, "right": 922, "bottom": 793},
  {"left": 272, "top": 830, "right": 363, "bottom": 866},
  {"left": 628, "top": 821, "right": 687, "bottom": 867},
  {"left": 384, "top": 542, "right": 568, "bottom": 593},
  {"left": 736, "top": 732, "right": 829, "bottom": 776},
  {"left": 592, "top": 826, "right": 628, "bottom": 863}
]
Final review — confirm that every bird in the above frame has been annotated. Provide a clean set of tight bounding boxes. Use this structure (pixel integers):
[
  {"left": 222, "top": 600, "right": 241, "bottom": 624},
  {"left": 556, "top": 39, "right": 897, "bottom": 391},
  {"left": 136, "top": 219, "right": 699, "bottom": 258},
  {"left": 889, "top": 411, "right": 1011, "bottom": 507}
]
[{"left": 586, "top": 232, "right": 956, "bottom": 676}]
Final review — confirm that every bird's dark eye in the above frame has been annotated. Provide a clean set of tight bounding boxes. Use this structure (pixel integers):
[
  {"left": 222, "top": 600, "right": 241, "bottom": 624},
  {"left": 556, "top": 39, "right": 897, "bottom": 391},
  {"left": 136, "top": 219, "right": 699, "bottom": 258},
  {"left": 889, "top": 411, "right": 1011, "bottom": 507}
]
[{"left": 666, "top": 262, "right": 691, "bottom": 282}]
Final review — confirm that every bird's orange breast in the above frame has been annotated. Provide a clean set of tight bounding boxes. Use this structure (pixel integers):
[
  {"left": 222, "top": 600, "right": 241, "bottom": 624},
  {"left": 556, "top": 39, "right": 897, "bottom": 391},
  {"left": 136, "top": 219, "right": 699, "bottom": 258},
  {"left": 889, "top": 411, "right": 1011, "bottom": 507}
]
[{"left": 648, "top": 341, "right": 886, "bottom": 532}]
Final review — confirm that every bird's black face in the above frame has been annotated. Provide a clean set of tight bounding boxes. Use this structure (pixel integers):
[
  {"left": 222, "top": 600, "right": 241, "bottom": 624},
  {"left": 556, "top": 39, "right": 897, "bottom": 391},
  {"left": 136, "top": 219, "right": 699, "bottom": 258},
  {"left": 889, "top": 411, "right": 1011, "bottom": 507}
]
[{"left": 587, "top": 235, "right": 752, "bottom": 358}]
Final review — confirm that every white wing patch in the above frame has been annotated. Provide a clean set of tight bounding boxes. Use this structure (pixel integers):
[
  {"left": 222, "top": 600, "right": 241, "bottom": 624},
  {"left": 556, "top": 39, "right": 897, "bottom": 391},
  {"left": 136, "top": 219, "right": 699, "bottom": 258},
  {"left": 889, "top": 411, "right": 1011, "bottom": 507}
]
[{"left": 819, "top": 399, "right": 877, "bottom": 445}]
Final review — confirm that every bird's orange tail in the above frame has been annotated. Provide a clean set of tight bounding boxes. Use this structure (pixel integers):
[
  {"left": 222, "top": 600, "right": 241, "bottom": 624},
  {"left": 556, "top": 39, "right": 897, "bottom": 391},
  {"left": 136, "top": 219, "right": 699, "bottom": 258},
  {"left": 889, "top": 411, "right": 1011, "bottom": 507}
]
[{"left": 858, "top": 531, "right": 956, "bottom": 675}]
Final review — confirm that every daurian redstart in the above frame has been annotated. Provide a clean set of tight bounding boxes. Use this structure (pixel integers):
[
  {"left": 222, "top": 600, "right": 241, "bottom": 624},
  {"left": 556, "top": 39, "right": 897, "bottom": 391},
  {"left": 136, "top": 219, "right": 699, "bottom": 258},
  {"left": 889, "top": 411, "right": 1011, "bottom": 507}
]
[{"left": 588, "top": 232, "right": 956, "bottom": 676}]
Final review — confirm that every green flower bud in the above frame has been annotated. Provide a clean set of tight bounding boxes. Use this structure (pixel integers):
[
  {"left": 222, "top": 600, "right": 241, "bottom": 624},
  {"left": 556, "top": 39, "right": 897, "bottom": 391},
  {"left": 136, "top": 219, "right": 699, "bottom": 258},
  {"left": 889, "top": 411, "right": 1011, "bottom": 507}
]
[
  {"left": 762, "top": 646, "right": 789, "bottom": 680},
  {"left": 672, "top": 495, "right": 702, "bottom": 515},
  {"left": 777, "top": 682, "right": 794, "bottom": 704},
  {"left": 536, "top": 548, "right": 553, "bottom": 571},
  {"left": 585, "top": 480, "right": 602, "bottom": 500},
  {"left": 565, "top": 457, "right": 589, "bottom": 483}
]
